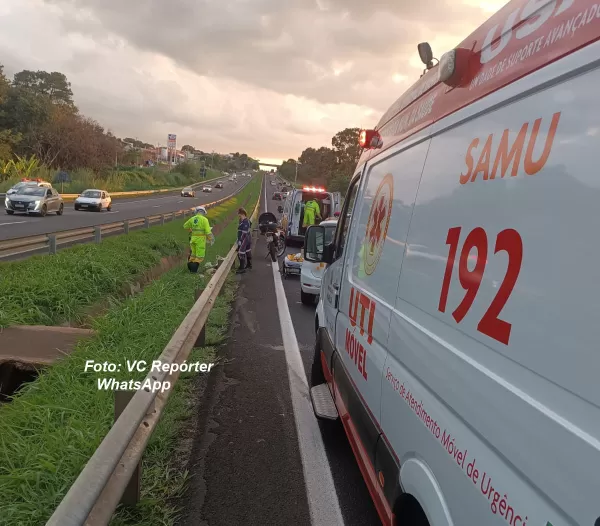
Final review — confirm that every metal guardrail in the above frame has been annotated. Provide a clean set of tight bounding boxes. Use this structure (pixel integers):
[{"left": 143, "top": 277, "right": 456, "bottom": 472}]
[
  {"left": 0, "top": 177, "right": 253, "bottom": 260},
  {"left": 45, "top": 189, "right": 262, "bottom": 526}
]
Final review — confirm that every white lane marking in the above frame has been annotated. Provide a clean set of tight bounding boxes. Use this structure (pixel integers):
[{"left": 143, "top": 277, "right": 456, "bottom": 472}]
[
  {"left": 0, "top": 221, "right": 27, "bottom": 226},
  {"left": 270, "top": 261, "right": 344, "bottom": 526},
  {"left": 153, "top": 205, "right": 160, "bottom": 208},
  {"left": 266, "top": 177, "right": 344, "bottom": 526}
]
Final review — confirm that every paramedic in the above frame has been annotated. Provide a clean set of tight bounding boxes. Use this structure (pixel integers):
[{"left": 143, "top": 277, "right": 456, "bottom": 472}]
[
  {"left": 236, "top": 207, "right": 253, "bottom": 273},
  {"left": 184, "top": 206, "right": 214, "bottom": 272},
  {"left": 303, "top": 198, "right": 322, "bottom": 228}
]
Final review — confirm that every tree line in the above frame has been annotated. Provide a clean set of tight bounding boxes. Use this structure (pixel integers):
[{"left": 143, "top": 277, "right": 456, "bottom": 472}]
[
  {"left": 278, "top": 127, "right": 361, "bottom": 193},
  {"left": 0, "top": 65, "right": 259, "bottom": 181}
]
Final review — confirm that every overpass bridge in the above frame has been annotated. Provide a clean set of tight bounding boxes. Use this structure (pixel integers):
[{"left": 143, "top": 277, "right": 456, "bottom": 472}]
[{"left": 258, "top": 161, "right": 280, "bottom": 169}]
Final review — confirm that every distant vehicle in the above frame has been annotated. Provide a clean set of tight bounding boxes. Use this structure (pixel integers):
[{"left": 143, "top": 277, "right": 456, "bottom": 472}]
[
  {"left": 300, "top": 218, "right": 337, "bottom": 304},
  {"left": 228, "top": 177, "right": 234, "bottom": 182},
  {"left": 215, "top": 182, "right": 224, "bottom": 189},
  {"left": 74, "top": 189, "right": 112, "bottom": 212},
  {"left": 6, "top": 178, "right": 52, "bottom": 196},
  {"left": 272, "top": 192, "right": 282, "bottom": 200},
  {"left": 202, "top": 185, "right": 213, "bottom": 193},
  {"left": 280, "top": 186, "right": 342, "bottom": 243},
  {"left": 181, "top": 187, "right": 196, "bottom": 197},
  {"left": 271, "top": 181, "right": 276, "bottom": 186},
  {"left": 5, "top": 185, "right": 64, "bottom": 216}
]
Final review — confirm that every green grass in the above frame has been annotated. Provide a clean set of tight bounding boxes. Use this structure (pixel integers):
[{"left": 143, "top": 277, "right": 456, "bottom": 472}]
[
  {"left": 0, "top": 165, "right": 223, "bottom": 194},
  {"left": 0, "top": 176, "right": 261, "bottom": 328},
  {"left": 0, "top": 190, "right": 260, "bottom": 525}
]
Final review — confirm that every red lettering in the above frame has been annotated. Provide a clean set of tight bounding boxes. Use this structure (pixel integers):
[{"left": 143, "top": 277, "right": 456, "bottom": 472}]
[
  {"left": 524, "top": 111, "right": 561, "bottom": 175},
  {"left": 491, "top": 123, "right": 527, "bottom": 179},
  {"left": 349, "top": 288, "right": 358, "bottom": 327},
  {"left": 359, "top": 293, "right": 370, "bottom": 337},
  {"left": 471, "top": 134, "right": 493, "bottom": 182},
  {"left": 439, "top": 226, "right": 523, "bottom": 345},
  {"left": 460, "top": 112, "right": 560, "bottom": 184},
  {"left": 367, "top": 299, "right": 375, "bottom": 345},
  {"left": 460, "top": 138, "right": 479, "bottom": 184}
]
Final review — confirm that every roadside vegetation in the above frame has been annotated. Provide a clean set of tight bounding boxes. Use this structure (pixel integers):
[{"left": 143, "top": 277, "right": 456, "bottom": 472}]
[
  {"left": 0, "top": 175, "right": 261, "bottom": 328},
  {"left": 0, "top": 65, "right": 258, "bottom": 193},
  {"left": 0, "top": 177, "right": 261, "bottom": 525},
  {"left": 278, "top": 127, "right": 361, "bottom": 194},
  {"left": 0, "top": 154, "right": 223, "bottom": 194}
]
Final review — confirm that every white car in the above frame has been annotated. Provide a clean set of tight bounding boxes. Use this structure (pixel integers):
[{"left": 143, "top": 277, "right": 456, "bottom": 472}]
[
  {"left": 202, "top": 185, "right": 213, "bottom": 193},
  {"left": 300, "top": 218, "right": 337, "bottom": 305},
  {"left": 74, "top": 189, "right": 112, "bottom": 212}
]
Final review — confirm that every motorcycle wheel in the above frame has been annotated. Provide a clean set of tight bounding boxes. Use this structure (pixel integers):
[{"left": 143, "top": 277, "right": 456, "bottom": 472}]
[
  {"left": 275, "top": 235, "right": 286, "bottom": 258},
  {"left": 269, "top": 242, "right": 277, "bottom": 262}
]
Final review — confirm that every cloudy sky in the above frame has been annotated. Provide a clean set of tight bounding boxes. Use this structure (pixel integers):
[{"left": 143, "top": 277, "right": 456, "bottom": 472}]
[{"left": 0, "top": 0, "right": 507, "bottom": 165}]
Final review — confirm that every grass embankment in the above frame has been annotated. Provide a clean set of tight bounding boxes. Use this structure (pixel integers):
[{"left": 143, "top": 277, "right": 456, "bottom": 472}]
[
  {"left": 0, "top": 179, "right": 261, "bottom": 525},
  {"left": 0, "top": 165, "right": 223, "bottom": 194},
  {"left": 0, "top": 175, "right": 261, "bottom": 329}
]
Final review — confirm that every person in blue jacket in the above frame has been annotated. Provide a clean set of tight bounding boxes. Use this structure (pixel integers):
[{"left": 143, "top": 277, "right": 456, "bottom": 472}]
[{"left": 236, "top": 207, "right": 252, "bottom": 274}]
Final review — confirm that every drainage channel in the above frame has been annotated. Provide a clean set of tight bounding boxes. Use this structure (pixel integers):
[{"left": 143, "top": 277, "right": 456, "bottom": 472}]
[{"left": 0, "top": 360, "right": 42, "bottom": 403}]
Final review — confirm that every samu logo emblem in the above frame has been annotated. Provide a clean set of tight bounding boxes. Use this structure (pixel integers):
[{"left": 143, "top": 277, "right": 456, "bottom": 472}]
[{"left": 363, "top": 173, "right": 393, "bottom": 276}]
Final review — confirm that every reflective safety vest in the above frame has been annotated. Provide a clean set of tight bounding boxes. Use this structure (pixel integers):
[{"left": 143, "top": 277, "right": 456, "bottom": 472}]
[
  {"left": 304, "top": 200, "right": 321, "bottom": 226},
  {"left": 184, "top": 214, "right": 212, "bottom": 239}
]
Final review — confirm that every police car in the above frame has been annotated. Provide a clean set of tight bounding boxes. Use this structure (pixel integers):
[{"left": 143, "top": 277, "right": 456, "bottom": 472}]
[{"left": 305, "top": 1, "right": 600, "bottom": 524}]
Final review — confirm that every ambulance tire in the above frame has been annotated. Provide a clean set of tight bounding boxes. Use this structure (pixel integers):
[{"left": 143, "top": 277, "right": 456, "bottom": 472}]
[{"left": 393, "top": 494, "right": 430, "bottom": 526}]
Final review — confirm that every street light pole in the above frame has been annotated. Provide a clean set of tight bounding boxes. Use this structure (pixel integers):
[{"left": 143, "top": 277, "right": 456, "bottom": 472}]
[{"left": 295, "top": 161, "right": 301, "bottom": 184}]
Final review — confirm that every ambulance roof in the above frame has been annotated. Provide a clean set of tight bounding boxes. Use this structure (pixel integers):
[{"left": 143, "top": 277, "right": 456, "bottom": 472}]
[{"left": 359, "top": 0, "right": 597, "bottom": 163}]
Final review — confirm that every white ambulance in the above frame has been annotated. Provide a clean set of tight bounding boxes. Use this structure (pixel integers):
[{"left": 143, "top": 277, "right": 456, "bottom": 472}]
[{"left": 307, "top": 0, "right": 600, "bottom": 524}]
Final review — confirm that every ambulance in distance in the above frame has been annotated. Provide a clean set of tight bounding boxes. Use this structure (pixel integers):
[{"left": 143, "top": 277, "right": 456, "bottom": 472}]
[{"left": 306, "top": 0, "right": 600, "bottom": 524}]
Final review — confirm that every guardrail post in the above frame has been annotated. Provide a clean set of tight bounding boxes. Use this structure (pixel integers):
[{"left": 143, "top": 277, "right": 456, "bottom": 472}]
[
  {"left": 48, "top": 234, "right": 57, "bottom": 255},
  {"left": 194, "top": 288, "right": 206, "bottom": 347},
  {"left": 144, "top": 217, "right": 150, "bottom": 228},
  {"left": 94, "top": 226, "right": 101, "bottom": 243},
  {"left": 114, "top": 391, "right": 141, "bottom": 506},
  {"left": 160, "top": 214, "right": 165, "bottom": 225},
  {"left": 124, "top": 221, "right": 129, "bottom": 234}
]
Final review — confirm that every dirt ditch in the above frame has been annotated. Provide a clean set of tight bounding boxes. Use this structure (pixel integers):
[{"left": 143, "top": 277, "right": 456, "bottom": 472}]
[{"left": 0, "top": 194, "right": 254, "bottom": 401}]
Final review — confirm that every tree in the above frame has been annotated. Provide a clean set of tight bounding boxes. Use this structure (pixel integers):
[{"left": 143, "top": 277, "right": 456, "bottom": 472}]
[
  {"left": 13, "top": 70, "right": 75, "bottom": 107},
  {"left": 332, "top": 127, "right": 360, "bottom": 173},
  {"left": 0, "top": 66, "right": 21, "bottom": 160},
  {"left": 181, "top": 144, "right": 196, "bottom": 153}
]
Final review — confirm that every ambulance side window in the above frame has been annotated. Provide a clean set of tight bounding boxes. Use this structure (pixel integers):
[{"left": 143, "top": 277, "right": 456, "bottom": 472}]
[{"left": 336, "top": 181, "right": 359, "bottom": 259}]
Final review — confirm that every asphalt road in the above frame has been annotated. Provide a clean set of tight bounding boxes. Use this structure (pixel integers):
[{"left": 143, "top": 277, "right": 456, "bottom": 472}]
[
  {"left": 179, "top": 178, "right": 380, "bottom": 526},
  {"left": 0, "top": 176, "right": 247, "bottom": 241}
]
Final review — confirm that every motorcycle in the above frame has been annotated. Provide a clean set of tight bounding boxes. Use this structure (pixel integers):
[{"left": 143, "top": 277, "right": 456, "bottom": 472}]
[{"left": 258, "top": 212, "right": 286, "bottom": 262}]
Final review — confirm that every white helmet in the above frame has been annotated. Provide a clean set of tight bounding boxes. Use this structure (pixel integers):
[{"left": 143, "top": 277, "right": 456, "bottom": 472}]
[{"left": 195, "top": 206, "right": 207, "bottom": 215}]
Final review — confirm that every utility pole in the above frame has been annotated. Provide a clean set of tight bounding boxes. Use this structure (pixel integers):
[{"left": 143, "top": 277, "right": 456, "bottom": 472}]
[{"left": 295, "top": 160, "right": 301, "bottom": 184}]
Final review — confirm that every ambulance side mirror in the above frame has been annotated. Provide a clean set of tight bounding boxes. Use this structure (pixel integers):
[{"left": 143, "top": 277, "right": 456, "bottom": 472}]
[
  {"left": 304, "top": 225, "right": 325, "bottom": 263},
  {"left": 322, "top": 242, "right": 334, "bottom": 265}
]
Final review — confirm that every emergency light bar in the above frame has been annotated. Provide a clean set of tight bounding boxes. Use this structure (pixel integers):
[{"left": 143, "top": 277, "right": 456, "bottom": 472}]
[
  {"left": 359, "top": 129, "right": 383, "bottom": 149},
  {"left": 302, "top": 186, "right": 326, "bottom": 192}
]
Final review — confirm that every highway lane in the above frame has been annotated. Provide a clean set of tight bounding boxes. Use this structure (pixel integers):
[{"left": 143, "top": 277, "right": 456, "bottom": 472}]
[
  {"left": 0, "top": 177, "right": 247, "bottom": 241},
  {"left": 179, "top": 179, "right": 380, "bottom": 526},
  {"left": 267, "top": 185, "right": 381, "bottom": 525}
]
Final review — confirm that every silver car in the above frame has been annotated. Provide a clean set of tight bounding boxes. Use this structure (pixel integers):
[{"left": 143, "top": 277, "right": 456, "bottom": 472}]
[
  {"left": 5, "top": 186, "right": 64, "bottom": 216},
  {"left": 6, "top": 180, "right": 52, "bottom": 196}
]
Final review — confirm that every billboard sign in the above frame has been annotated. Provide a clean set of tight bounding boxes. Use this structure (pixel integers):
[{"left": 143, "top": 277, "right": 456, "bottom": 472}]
[{"left": 167, "top": 134, "right": 177, "bottom": 149}]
